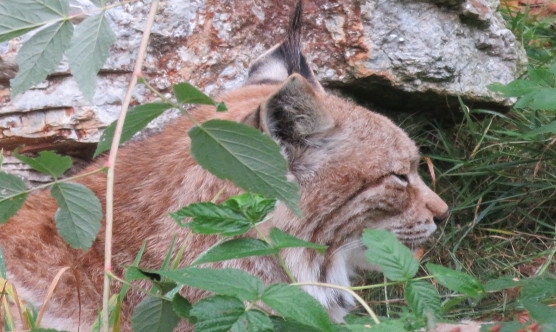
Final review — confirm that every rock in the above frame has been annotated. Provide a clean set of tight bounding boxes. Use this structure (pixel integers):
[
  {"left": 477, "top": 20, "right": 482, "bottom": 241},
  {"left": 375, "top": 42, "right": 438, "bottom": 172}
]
[{"left": 0, "top": 0, "right": 526, "bottom": 176}]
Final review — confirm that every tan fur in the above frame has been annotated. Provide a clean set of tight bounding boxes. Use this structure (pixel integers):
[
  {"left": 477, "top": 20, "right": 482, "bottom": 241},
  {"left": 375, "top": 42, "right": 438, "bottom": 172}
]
[
  {"left": 1, "top": 78, "right": 448, "bottom": 330},
  {"left": 0, "top": 3, "right": 448, "bottom": 330}
]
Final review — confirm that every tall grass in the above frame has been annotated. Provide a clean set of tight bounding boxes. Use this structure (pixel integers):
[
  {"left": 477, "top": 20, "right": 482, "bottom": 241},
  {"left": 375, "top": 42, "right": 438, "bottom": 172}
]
[{"left": 389, "top": 3, "right": 556, "bottom": 321}]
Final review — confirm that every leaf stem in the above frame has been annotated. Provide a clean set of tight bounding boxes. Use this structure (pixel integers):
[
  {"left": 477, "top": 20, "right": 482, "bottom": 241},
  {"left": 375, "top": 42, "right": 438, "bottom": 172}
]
[
  {"left": 0, "top": 167, "right": 106, "bottom": 204},
  {"left": 293, "top": 281, "right": 381, "bottom": 325},
  {"left": 102, "top": 1, "right": 160, "bottom": 331}
]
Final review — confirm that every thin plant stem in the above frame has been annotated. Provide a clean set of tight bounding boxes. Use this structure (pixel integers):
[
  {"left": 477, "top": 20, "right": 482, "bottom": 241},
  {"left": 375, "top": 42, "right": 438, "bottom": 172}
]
[
  {"left": 102, "top": 1, "right": 160, "bottom": 331},
  {"left": 293, "top": 281, "right": 381, "bottom": 325}
]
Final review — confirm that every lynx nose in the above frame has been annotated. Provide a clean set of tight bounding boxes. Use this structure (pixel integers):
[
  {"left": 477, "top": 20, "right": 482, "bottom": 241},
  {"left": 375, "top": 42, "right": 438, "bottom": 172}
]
[{"left": 433, "top": 211, "right": 449, "bottom": 225}]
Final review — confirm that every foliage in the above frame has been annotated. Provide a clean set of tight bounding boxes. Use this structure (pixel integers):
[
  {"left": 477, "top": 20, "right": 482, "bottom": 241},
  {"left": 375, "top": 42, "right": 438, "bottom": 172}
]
[{"left": 1, "top": 0, "right": 556, "bottom": 331}]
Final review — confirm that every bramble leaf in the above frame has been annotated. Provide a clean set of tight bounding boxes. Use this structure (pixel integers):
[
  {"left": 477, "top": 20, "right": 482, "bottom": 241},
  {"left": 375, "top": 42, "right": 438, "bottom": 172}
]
[
  {"left": 0, "top": 172, "right": 28, "bottom": 223},
  {"left": 51, "top": 182, "right": 102, "bottom": 249},
  {"left": 156, "top": 268, "right": 264, "bottom": 301},
  {"left": 192, "top": 238, "right": 278, "bottom": 265},
  {"left": 426, "top": 263, "right": 484, "bottom": 298},
  {"left": 269, "top": 228, "right": 328, "bottom": 253},
  {"left": 189, "top": 295, "right": 245, "bottom": 332},
  {"left": 405, "top": 280, "right": 441, "bottom": 318},
  {"left": 189, "top": 120, "right": 301, "bottom": 215},
  {"left": 131, "top": 296, "right": 180, "bottom": 332},
  {"left": 262, "top": 284, "right": 335, "bottom": 332},
  {"left": 94, "top": 103, "right": 173, "bottom": 157},
  {"left": 362, "top": 229, "right": 419, "bottom": 281},
  {"left": 0, "top": 0, "right": 69, "bottom": 42},
  {"left": 67, "top": 12, "right": 116, "bottom": 101},
  {"left": 11, "top": 20, "right": 73, "bottom": 96},
  {"left": 14, "top": 150, "right": 72, "bottom": 179}
]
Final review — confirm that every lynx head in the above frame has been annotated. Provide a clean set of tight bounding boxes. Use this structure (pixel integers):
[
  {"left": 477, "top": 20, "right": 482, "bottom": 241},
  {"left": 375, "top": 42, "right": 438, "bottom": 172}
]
[{"left": 243, "top": 2, "right": 449, "bottom": 317}]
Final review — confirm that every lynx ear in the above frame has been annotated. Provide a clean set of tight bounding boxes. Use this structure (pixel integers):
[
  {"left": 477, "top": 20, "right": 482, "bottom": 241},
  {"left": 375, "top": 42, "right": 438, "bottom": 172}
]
[
  {"left": 259, "top": 74, "right": 333, "bottom": 150},
  {"left": 246, "top": 0, "right": 324, "bottom": 93}
]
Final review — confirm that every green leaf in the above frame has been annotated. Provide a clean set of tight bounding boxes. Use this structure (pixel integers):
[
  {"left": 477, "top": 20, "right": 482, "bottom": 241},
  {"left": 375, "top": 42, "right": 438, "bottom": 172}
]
[
  {"left": 405, "top": 280, "right": 441, "bottom": 318},
  {"left": 362, "top": 229, "right": 419, "bottom": 281},
  {"left": 171, "top": 202, "right": 253, "bottom": 236},
  {"left": 262, "top": 284, "right": 336, "bottom": 332},
  {"left": 483, "top": 276, "right": 522, "bottom": 292},
  {"left": 156, "top": 268, "right": 264, "bottom": 301},
  {"left": 131, "top": 296, "right": 181, "bottom": 332},
  {"left": 189, "top": 120, "right": 301, "bottom": 215},
  {"left": 520, "top": 299, "right": 556, "bottom": 330},
  {"left": 515, "top": 88, "right": 556, "bottom": 111},
  {"left": 0, "top": 247, "right": 6, "bottom": 279},
  {"left": 190, "top": 295, "right": 245, "bottom": 332},
  {"left": 269, "top": 228, "right": 327, "bottom": 253},
  {"left": 0, "top": 171, "right": 28, "bottom": 223},
  {"left": 522, "top": 119, "right": 556, "bottom": 137},
  {"left": 14, "top": 150, "right": 72, "bottom": 179},
  {"left": 216, "top": 102, "right": 228, "bottom": 112},
  {"left": 426, "top": 263, "right": 484, "bottom": 298},
  {"left": 172, "top": 294, "right": 193, "bottom": 320},
  {"left": 0, "top": 0, "right": 69, "bottom": 42},
  {"left": 94, "top": 102, "right": 173, "bottom": 157},
  {"left": 192, "top": 238, "right": 278, "bottom": 265},
  {"left": 488, "top": 80, "right": 540, "bottom": 97},
  {"left": 222, "top": 193, "right": 276, "bottom": 223},
  {"left": 67, "top": 12, "right": 116, "bottom": 100},
  {"left": 519, "top": 277, "right": 556, "bottom": 301},
  {"left": 173, "top": 82, "right": 217, "bottom": 106},
  {"left": 231, "top": 310, "right": 273, "bottom": 332},
  {"left": 11, "top": 20, "right": 74, "bottom": 96},
  {"left": 51, "top": 182, "right": 102, "bottom": 249},
  {"left": 270, "top": 317, "right": 321, "bottom": 332}
]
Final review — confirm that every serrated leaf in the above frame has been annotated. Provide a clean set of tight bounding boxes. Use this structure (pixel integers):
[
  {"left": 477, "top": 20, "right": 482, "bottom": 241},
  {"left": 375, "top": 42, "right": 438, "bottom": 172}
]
[
  {"left": 222, "top": 193, "right": 276, "bottom": 223},
  {"left": 483, "top": 276, "right": 522, "bottom": 292},
  {"left": 174, "top": 82, "right": 217, "bottom": 106},
  {"left": 488, "top": 80, "right": 540, "bottom": 97},
  {"left": 67, "top": 12, "right": 116, "bottom": 100},
  {"left": 269, "top": 227, "right": 327, "bottom": 253},
  {"left": 131, "top": 296, "right": 180, "bottom": 332},
  {"left": 405, "top": 280, "right": 441, "bottom": 318},
  {"left": 51, "top": 182, "right": 102, "bottom": 249},
  {"left": 192, "top": 238, "right": 278, "bottom": 266},
  {"left": 362, "top": 229, "right": 419, "bottom": 281},
  {"left": 156, "top": 268, "right": 264, "bottom": 301},
  {"left": 11, "top": 20, "right": 73, "bottom": 96},
  {"left": 270, "top": 317, "right": 321, "bottom": 332},
  {"left": 231, "top": 310, "right": 273, "bottom": 332},
  {"left": 0, "top": 247, "right": 6, "bottom": 279},
  {"left": 172, "top": 294, "right": 193, "bottom": 320},
  {"left": 94, "top": 102, "right": 173, "bottom": 157},
  {"left": 189, "top": 120, "right": 301, "bottom": 215},
  {"left": 172, "top": 193, "right": 275, "bottom": 236},
  {"left": 216, "top": 102, "right": 228, "bottom": 112},
  {"left": 426, "top": 263, "right": 484, "bottom": 298},
  {"left": 14, "top": 150, "right": 72, "bottom": 179},
  {"left": 519, "top": 277, "right": 556, "bottom": 301},
  {"left": 262, "top": 284, "right": 336, "bottom": 332},
  {"left": 171, "top": 201, "right": 252, "bottom": 236},
  {"left": 190, "top": 295, "right": 245, "bottom": 332},
  {"left": 520, "top": 299, "right": 556, "bottom": 330},
  {"left": 0, "top": 0, "right": 69, "bottom": 42},
  {"left": 0, "top": 171, "right": 28, "bottom": 223}
]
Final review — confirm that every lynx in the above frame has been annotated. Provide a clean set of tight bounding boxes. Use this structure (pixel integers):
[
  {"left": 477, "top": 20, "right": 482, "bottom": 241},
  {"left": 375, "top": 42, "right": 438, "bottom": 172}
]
[{"left": 0, "top": 1, "right": 448, "bottom": 330}]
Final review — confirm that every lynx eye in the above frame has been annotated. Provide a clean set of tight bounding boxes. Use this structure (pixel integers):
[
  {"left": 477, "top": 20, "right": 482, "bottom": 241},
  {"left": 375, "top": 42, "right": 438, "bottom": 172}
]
[{"left": 393, "top": 173, "right": 409, "bottom": 185}]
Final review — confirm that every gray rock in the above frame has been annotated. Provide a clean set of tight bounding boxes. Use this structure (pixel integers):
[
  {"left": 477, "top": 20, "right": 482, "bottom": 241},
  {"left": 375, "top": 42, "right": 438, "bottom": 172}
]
[{"left": 0, "top": 0, "right": 526, "bottom": 164}]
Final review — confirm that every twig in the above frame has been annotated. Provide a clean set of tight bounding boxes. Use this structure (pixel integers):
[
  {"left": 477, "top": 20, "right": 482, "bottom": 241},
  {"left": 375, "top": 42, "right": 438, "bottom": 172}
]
[
  {"left": 102, "top": 1, "right": 160, "bottom": 331},
  {"left": 292, "top": 281, "right": 381, "bottom": 325}
]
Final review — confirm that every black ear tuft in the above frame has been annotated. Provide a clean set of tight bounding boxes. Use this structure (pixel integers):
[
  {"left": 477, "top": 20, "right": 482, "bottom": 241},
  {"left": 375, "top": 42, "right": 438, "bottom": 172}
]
[
  {"left": 259, "top": 74, "right": 333, "bottom": 149},
  {"left": 246, "top": 0, "right": 324, "bottom": 92}
]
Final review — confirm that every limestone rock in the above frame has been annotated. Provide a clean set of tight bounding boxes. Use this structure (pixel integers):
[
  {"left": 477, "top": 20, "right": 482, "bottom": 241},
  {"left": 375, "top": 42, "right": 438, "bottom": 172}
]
[{"left": 0, "top": 0, "right": 526, "bottom": 166}]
